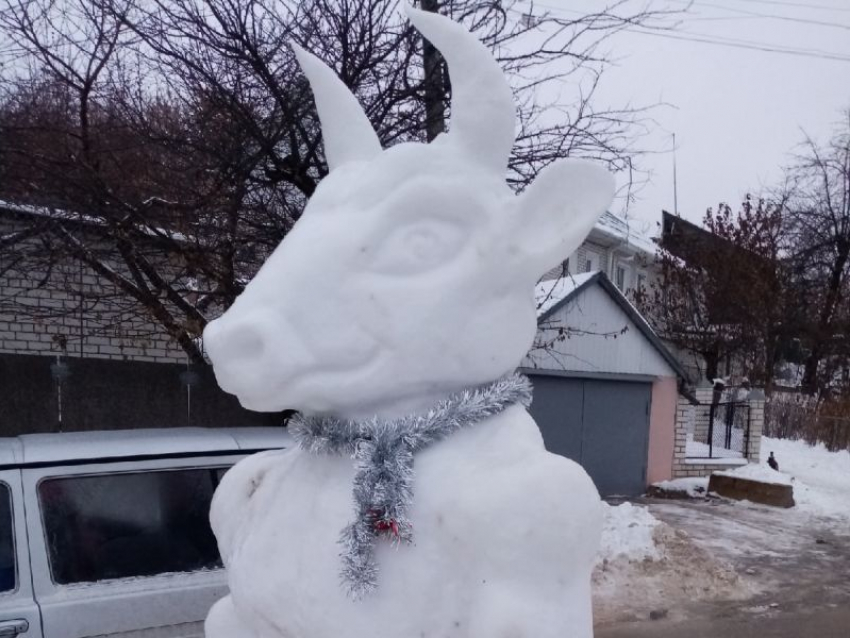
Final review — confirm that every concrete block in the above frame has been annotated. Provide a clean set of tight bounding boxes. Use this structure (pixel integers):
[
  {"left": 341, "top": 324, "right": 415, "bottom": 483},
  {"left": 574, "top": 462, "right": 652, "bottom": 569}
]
[{"left": 707, "top": 474, "right": 794, "bottom": 508}]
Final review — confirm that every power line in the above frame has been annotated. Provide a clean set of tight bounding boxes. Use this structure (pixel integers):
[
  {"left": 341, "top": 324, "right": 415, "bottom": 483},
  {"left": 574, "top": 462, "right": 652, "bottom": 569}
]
[
  {"left": 522, "top": 0, "right": 850, "bottom": 28},
  {"left": 664, "top": 0, "right": 850, "bottom": 30},
  {"left": 624, "top": 27, "right": 850, "bottom": 62},
  {"left": 720, "top": 0, "right": 850, "bottom": 13},
  {"left": 512, "top": 1, "right": 850, "bottom": 63},
  {"left": 533, "top": 0, "right": 850, "bottom": 13}
]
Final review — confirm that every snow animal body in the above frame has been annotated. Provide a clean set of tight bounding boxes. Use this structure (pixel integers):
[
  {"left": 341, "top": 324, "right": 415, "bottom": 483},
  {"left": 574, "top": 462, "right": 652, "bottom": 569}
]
[{"left": 202, "top": 7, "right": 614, "bottom": 638}]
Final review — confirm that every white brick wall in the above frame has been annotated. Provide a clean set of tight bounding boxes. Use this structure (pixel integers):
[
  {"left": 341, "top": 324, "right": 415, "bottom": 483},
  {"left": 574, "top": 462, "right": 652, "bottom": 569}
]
[
  {"left": 671, "top": 394, "right": 765, "bottom": 479},
  {"left": 1, "top": 216, "right": 188, "bottom": 364}
]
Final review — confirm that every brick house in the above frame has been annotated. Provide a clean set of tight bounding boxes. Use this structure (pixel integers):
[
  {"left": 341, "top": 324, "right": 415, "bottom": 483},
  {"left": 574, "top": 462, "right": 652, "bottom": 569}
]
[
  {"left": 0, "top": 201, "right": 277, "bottom": 435},
  {"left": 541, "top": 211, "right": 656, "bottom": 294}
]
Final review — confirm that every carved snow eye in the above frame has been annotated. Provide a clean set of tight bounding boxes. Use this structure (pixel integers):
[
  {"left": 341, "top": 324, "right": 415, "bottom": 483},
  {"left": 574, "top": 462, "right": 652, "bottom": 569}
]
[{"left": 370, "top": 218, "right": 467, "bottom": 275}]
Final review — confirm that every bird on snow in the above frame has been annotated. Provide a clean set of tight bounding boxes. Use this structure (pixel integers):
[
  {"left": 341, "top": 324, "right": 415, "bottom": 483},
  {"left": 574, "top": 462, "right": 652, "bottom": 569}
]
[{"left": 767, "top": 452, "right": 779, "bottom": 471}]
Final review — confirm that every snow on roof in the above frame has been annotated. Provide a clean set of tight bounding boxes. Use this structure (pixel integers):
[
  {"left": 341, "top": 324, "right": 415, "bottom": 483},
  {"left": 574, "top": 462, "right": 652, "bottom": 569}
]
[
  {"left": 0, "top": 198, "right": 191, "bottom": 243},
  {"left": 533, "top": 270, "right": 689, "bottom": 379},
  {"left": 535, "top": 271, "right": 598, "bottom": 318},
  {"left": 594, "top": 211, "right": 656, "bottom": 255}
]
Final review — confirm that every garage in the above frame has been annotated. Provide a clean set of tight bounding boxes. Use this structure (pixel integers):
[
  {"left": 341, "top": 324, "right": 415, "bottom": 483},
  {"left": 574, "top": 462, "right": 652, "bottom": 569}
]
[
  {"left": 524, "top": 272, "right": 687, "bottom": 496},
  {"left": 526, "top": 374, "right": 651, "bottom": 496}
]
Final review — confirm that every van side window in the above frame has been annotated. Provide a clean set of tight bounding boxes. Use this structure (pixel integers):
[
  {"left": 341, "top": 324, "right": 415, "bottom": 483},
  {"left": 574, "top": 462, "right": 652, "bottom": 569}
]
[
  {"left": 0, "top": 483, "right": 15, "bottom": 593},
  {"left": 38, "top": 468, "right": 224, "bottom": 585}
]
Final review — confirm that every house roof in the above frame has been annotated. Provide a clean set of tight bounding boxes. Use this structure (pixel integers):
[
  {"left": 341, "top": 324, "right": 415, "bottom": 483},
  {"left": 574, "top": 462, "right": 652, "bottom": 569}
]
[
  {"left": 0, "top": 198, "right": 192, "bottom": 245},
  {"left": 593, "top": 211, "right": 656, "bottom": 255},
  {"left": 534, "top": 271, "right": 598, "bottom": 317},
  {"left": 535, "top": 270, "right": 688, "bottom": 380}
]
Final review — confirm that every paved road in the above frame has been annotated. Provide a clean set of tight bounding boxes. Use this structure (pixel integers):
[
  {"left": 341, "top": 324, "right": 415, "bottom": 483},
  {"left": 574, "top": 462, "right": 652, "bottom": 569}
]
[{"left": 597, "top": 604, "right": 850, "bottom": 638}]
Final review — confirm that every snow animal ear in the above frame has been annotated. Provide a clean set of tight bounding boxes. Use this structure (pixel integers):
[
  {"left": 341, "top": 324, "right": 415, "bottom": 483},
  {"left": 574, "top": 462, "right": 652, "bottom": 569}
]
[
  {"left": 291, "top": 43, "right": 382, "bottom": 171},
  {"left": 516, "top": 159, "right": 615, "bottom": 274},
  {"left": 405, "top": 5, "right": 515, "bottom": 174}
]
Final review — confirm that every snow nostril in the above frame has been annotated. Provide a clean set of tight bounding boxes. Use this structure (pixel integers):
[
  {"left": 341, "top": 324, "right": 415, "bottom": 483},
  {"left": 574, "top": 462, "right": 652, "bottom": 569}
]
[
  {"left": 207, "top": 320, "right": 266, "bottom": 369},
  {"left": 225, "top": 325, "right": 266, "bottom": 363}
]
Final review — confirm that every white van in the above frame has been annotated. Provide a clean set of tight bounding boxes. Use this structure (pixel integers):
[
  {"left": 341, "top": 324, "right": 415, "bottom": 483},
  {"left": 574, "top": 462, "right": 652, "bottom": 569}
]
[{"left": 0, "top": 427, "right": 290, "bottom": 638}]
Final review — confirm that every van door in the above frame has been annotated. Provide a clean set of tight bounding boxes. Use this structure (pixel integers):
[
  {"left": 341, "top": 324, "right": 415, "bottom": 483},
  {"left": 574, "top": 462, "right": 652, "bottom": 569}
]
[
  {"left": 0, "top": 470, "right": 43, "bottom": 638},
  {"left": 23, "top": 456, "right": 241, "bottom": 638}
]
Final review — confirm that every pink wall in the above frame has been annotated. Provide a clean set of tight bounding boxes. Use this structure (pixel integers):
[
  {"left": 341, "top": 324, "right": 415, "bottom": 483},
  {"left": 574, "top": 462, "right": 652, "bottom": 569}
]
[{"left": 647, "top": 376, "right": 678, "bottom": 485}]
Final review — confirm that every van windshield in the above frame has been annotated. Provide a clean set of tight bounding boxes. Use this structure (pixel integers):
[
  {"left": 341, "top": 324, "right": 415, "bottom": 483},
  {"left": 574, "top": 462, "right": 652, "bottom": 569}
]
[
  {"left": 38, "top": 467, "right": 225, "bottom": 585},
  {"left": 0, "top": 483, "right": 14, "bottom": 593}
]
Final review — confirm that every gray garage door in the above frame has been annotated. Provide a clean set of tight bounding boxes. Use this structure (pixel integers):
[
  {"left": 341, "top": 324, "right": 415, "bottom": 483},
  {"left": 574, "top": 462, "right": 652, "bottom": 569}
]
[{"left": 527, "top": 374, "right": 651, "bottom": 497}]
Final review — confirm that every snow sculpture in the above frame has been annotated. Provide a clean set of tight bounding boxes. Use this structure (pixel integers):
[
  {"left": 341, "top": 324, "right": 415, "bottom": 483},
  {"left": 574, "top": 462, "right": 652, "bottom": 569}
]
[{"left": 203, "top": 6, "right": 614, "bottom": 638}]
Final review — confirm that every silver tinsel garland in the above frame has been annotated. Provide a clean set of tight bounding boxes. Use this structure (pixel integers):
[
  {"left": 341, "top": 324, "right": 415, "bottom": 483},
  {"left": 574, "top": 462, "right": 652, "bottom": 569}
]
[{"left": 289, "top": 373, "right": 532, "bottom": 599}]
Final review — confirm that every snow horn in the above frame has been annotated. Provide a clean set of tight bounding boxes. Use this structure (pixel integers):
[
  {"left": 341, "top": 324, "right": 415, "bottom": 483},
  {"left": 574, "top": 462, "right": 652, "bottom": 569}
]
[
  {"left": 291, "top": 42, "right": 382, "bottom": 172},
  {"left": 405, "top": 5, "right": 516, "bottom": 173}
]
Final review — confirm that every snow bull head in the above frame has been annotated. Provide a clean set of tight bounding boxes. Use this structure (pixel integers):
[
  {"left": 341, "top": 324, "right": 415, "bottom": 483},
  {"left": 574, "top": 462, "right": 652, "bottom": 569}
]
[{"left": 203, "top": 7, "right": 614, "bottom": 417}]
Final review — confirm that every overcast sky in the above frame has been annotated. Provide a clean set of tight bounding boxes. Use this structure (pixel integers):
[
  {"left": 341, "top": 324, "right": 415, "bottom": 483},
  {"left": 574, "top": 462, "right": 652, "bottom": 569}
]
[
  {"left": 516, "top": 0, "right": 850, "bottom": 235},
  {"left": 2, "top": 0, "right": 848, "bottom": 239}
]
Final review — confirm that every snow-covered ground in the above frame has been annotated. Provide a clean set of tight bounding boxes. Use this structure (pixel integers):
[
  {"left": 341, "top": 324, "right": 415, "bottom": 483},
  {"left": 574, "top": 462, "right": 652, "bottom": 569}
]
[
  {"left": 686, "top": 431, "right": 746, "bottom": 459},
  {"left": 594, "top": 436, "right": 850, "bottom": 623},
  {"left": 761, "top": 436, "right": 850, "bottom": 525},
  {"left": 593, "top": 502, "right": 749, "bottom": 623},
  {"left": 653, "top": 435, "right": 850, "bottom": 525}
]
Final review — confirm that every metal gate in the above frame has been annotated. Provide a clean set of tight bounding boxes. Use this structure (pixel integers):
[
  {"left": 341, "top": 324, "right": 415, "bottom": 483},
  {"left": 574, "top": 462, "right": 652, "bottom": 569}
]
[
  {"left": 687, "top": 401, "right": 751, "bottom": 459},
  {"left": 526, "top": 375, "right": 652, "bottom": 496}
]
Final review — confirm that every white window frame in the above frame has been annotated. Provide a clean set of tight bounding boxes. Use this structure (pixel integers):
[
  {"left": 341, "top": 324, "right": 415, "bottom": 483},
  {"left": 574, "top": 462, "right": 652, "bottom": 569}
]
[
  {"left": 584, "top": 248, "right": 603, "bottom": 273},
  {"left": 615, "top": 264, "right": 628, "bottom": 291}
]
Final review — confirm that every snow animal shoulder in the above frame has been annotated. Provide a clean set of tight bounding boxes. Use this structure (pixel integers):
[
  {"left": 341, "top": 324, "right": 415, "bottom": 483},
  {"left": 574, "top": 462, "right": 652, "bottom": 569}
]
[{"left": 202, "top": 6, "right": 614, "bottom": 638}]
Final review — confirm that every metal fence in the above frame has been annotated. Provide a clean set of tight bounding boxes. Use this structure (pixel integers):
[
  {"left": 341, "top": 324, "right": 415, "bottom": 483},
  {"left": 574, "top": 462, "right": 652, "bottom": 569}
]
[
  {"left": 687, "top": 401, "right": 751, "bottom": 459},
  {"left": 0, "top": 352, "right": 280, "bottom": 435}
]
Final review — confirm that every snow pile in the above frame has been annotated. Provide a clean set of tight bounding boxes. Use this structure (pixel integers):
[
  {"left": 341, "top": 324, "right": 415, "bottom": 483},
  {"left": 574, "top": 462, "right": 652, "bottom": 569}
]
[
  {"left": 597, "top": 502, "right": 660, "bottom": 564},
  {"left": 203, "top": 7, "right": 615, "bottom": 638},
  {"left": 593, "top": 502, "right": 748, "bottom": 623},
  {"left": 762, "top": 436, "right": 850, "bottom": 523},
  {"left": 651, "top": 477, "right": 709, "bottom": 498},
  {"left": 713, "top": 463, "right": 793, "bottom": 486}
]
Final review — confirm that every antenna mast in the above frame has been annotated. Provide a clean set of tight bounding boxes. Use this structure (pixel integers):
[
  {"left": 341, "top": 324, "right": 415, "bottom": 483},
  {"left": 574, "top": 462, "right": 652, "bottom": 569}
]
[{"left": 672, "top": 132, "right": 679, "bottom": 216}]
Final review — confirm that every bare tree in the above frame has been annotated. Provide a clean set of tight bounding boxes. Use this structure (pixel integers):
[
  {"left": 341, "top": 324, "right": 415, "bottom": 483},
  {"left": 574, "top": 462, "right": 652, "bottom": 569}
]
[
  {"left": 637, "top": 196, "right": 790, "bottom": 387},
  {"left": 785, "top": 112, "right": 850, "bottom": 394},
  {"left": 0, "top": 0, "right": 678, "bottom": 363}
]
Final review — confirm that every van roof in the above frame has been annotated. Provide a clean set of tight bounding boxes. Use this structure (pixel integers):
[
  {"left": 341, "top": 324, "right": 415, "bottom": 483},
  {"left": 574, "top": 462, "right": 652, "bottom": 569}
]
[{"left": 0, "top": 427, "right": 292, "bottom": 468}]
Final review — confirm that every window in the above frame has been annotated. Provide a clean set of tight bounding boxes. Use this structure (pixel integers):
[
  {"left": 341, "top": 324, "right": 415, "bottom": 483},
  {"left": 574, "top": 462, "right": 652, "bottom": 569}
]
[
  {"left": 616, "top": 265, "right": 627, "bottom": 290},
  {"left": 584, "top": 249, "right": 603, "bottom": 273},
  {"left": 39, "top": 468, "right": 225, "bottom": 585},
  {"left": 0, "top": 483, "right": 15, "bottom": 593},
  {"left": 637, "top": 273, "right": 647, "bottom": 290}
]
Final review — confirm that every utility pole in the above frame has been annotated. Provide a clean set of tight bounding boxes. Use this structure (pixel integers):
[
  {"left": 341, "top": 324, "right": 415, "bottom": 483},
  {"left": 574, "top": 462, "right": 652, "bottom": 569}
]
[
  {"left": 420, "top": 0, "right": 446, "bottom": 141},
  {"left": 672, "top": 132, "right": 679, "bottom": 216}
]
